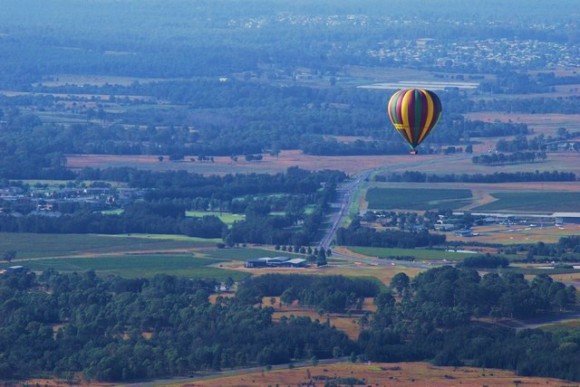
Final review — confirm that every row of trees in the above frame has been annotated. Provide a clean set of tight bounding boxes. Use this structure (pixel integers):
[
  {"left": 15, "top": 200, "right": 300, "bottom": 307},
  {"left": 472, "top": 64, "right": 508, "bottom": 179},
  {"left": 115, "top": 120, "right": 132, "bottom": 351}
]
[
  {"left": 0, "top": 210, "right": 226, "bottom": 238},
  {"left": 472, "top": 151, "right": 547, "bottom": 165},
  {"left": 336, "top": 217, "right": 446, "bottom": 248},
  {"left": 496, "top": 132, "right": 579, "bottom": 153},
  {"left": 500, "top": 237, "right": 580, "bottom": 262},
  {"left": 378, "top": 170, "right": 577, "bottom": 183}
]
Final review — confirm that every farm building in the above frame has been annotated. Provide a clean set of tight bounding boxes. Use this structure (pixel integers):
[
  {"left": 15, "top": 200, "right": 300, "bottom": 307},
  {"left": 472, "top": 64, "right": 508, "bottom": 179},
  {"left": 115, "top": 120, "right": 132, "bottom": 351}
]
[
  {"left": 0, "top": 266, "right": 28, "bottom": 275},
  {"left": 245, "top": 257, "right": 308, "bottom": 268},
  {"left": 454, "top": 229, "right": 477, "bottom": 237},
  {"left": 552, "top": 212, "right": 580, "bottom": 224}
]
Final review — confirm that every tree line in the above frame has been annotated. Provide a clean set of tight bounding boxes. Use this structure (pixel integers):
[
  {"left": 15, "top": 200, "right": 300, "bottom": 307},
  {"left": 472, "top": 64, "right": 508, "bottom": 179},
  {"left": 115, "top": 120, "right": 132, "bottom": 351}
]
[
  {"left": 472, "top": 151, "right": 547, "bottom": 165},
  {"left": 1, "top": 266, "right": 577, "bottom": 382},
  {"left": 361, "top": 266, "right": 578, "bottom": 380},
  {"left": 336, "top": 217, "right": 446, "bottom": 248},
  {"left": 377, "top": 170, "right": 577, "bottom": 183}
]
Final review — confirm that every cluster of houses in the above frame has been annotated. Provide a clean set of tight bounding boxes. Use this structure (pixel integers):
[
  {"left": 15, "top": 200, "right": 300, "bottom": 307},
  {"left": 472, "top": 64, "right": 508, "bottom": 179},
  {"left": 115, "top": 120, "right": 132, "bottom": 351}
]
[{"left": 0, "top": 186, "right": 144, "bottom": 217}]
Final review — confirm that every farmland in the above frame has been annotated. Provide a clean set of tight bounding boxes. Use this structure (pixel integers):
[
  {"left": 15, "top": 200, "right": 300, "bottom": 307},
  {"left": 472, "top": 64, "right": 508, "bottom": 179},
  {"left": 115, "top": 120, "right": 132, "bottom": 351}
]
[
  {"left": 264, "top": 295, "right": 377, "bottom": 340},
  {"left": 0, "top": 233, "right": 217, "bottom": 259},
  {"left": 0, "top": 254, "right": 248, "bottom": 281},
  {"left": 186, "top": 210, "right": 244, "bottom": 225},
  {"left": 365, "top": 187, "right": 472, "bottom": 211},
  {"left": 178, "top": 361, "right": 575, "bottom": 387},
  {"left": 65, "top": 151, "right": 410, "bottom": 176},
  {"left": 346, "top": 246, "right": 472, "bottom": 261},
  {"left": 473, "top": 191, "right": 580, "bottom": 213},
  {"left": 196, "top": 247, "right": 302, "bottom": 261},
  {"left": 218, "top": 254, "right": 423, "bottom": 287}
]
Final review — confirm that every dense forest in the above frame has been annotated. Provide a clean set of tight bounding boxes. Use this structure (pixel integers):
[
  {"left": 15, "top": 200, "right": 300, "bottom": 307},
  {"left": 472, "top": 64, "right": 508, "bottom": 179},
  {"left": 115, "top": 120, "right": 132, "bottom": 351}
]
[
  {"left": 362, "top": 267, "right": 578, "bottom": 381},
  {"left": 0, "top": 270, "right": 355, "bottom": 381},
  {"left": 0, "top": 267, "right": 577, "bottom": 382}
]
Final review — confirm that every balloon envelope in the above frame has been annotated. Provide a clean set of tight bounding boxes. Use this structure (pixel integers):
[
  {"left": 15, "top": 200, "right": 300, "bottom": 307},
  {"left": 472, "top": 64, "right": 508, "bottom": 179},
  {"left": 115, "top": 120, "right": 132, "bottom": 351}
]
[{"left": 387, "top": 88, "right": 442, "bottom": 152}]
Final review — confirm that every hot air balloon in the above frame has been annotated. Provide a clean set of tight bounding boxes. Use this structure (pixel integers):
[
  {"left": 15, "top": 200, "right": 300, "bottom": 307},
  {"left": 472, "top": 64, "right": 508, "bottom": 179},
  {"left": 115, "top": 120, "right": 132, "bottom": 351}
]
[{"left": 387, "top": 88, "right": 442, "bottom": 154}]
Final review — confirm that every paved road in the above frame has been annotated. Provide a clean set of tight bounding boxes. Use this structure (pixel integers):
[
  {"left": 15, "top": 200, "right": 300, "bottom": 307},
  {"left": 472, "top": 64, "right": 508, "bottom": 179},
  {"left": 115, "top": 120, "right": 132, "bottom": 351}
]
[
  {"left": 319, "top": 169, "right": 374, "bottom": 251},
  {"left": 318, "top": 153, "right": 473, "bottom": 252}
]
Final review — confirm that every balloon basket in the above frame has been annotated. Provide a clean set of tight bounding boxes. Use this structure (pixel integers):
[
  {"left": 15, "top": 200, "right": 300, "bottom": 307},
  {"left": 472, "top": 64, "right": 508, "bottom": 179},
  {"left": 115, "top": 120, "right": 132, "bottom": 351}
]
[{"left": 409, "top": 150, "right": 418, "bottom": 155}]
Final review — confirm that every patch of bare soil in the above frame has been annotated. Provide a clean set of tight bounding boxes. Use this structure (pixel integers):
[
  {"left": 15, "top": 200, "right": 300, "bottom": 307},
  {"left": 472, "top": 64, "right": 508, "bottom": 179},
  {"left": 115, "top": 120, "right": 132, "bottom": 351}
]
[{"left": 181, "top": 362, "right": 575, "bottom": 387}]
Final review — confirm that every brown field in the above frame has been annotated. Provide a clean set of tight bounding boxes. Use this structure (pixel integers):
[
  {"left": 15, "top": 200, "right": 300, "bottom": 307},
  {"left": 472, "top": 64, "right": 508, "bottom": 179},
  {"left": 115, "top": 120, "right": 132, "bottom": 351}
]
[
  {"left": 261, "top": 296, "right": 377, "bottom": 340},
  {"left": 465, "top": 112, "right": 580, "bottom": 136},
  {"left": 67, "top": 147, "right": 580, "bottom": 178},
  {"left": 38, "top": 74, "right": 165, "bottom": 87},
  {"left": 66, "top": 151, "right": 446, "bottom": 176},
  {"left": 1, "top": 90, "right": 154, "bottom": 103},
  {"left": 177, "top": 362, "right": 577, "bottom": 387}
]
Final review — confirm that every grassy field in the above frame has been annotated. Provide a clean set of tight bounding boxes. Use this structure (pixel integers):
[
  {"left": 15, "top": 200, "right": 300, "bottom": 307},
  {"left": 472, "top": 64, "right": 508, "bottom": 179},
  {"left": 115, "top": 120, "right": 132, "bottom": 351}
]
[
  {"left": 0, "top": 254, "right": 249, "bottom": 281},
  {"left": 538, "top": 319, "right": 580, "bottom": 332},
  {"left": 219, "top": 255, "right": 424, "bottom": 287},
  {"left": 0, "top": 233, "right": 218, "bottom": 259},
  {"left": 186, "top": 210, "right": 245, "bottom": 225},
  {"left": 347, "top": 246, "right": 472, "bottom": 261},
  {"left": 473, "top": 191, "right": 580, "bottom": 212},
  {"left": 366, "top": 187, "right": 473, "bottom": 211},
  {"left": 196, "top": 247, "right": 303, "bottom": 261}
]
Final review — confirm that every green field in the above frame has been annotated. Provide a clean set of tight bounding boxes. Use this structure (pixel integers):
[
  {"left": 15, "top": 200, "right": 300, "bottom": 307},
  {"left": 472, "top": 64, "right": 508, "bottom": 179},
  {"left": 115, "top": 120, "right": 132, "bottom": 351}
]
[
  {"left": 0, "top": 254, "right": 249, "bottom": 281},
  {"left": 186, "top": 210, "right": 245, "bottom": 225},
  {"left": 366, "top": 188, "right": 472, "bottom": 210},
  {"left": 473, "top": 192, "right": 580, "bottom": 212},
  {"left": 348, "top": 246, "right": 473, "bottom": 261},
  {"left": 197, "top": 247, "right": 303, "bottom": 261},
  {"left": 0, "top": 233, "right": 218, "bottom": 259}
]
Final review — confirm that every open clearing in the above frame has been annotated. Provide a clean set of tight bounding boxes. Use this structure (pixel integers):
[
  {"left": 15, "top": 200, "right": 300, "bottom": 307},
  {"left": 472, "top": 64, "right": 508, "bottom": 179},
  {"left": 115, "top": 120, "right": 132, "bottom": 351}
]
[
  {"left": 66, "top": 151, "right": 447, "bottom": 176},
  {"left": 366, "top": 187, "right": 472, "bottom": 211},
  {"left": 178, "top": 361, "right": 574, "bottom": 387},
  {"left": 263, "top": 296, "right": 377, "bottom": 340},
  {"left": 473, "top": 191, "right": 580, "bottom": 212},
  {"left": 186, "top": 210, "right": 244, "bottom": 225},
  {"left": 365, "top": 181, "right": 580, "bottom": 214},
  {"left": 218, "top": 256, "right": 423, "bottom": 287},
  {"left": 0, "top": 254, "right": 249, "bottom": 281},
  {"left": 67, "top": 150, "right": 580, "bottom": 179},
  {"left": 0, "top": 233, "right": 217, "bottom": 259},
  {"left": 466, "top": 112, "right": 580, "bottom": 136},
  {"left": 347, "top": 246, "right": 472, "bottom": 261}
]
